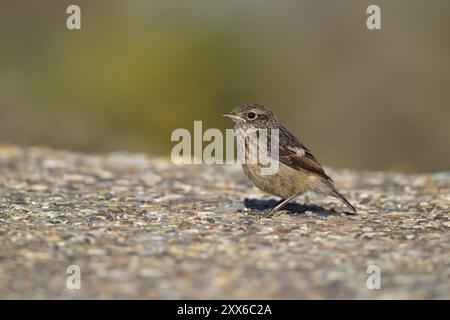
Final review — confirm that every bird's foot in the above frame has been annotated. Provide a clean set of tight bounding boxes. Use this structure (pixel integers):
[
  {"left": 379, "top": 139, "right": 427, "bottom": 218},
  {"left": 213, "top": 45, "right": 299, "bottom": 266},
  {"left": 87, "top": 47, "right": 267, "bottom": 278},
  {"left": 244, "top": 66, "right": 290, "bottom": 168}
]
[{"left": 263, "top": 207, "right": 286, "bottom": 218}]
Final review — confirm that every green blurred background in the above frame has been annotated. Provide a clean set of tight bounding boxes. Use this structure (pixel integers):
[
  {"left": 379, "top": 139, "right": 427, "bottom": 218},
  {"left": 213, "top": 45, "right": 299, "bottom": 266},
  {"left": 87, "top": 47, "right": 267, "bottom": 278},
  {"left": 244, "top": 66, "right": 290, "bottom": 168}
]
[{"left": 0, "top": 0, "right": 449, "bottom": 171}]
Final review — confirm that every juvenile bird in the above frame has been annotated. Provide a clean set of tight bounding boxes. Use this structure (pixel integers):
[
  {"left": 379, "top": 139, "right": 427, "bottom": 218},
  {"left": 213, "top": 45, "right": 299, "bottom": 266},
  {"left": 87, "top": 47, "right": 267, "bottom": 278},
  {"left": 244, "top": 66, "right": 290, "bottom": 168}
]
[{"left": 223, "top": 103, "right": 356, "bottom": 214}]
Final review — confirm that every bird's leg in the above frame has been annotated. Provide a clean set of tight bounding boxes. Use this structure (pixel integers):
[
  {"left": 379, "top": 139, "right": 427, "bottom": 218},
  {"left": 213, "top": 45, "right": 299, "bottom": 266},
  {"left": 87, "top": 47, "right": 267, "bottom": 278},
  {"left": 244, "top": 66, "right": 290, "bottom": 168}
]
[{"left": 266, "top": 193, "right": 300, "bottom": 215}]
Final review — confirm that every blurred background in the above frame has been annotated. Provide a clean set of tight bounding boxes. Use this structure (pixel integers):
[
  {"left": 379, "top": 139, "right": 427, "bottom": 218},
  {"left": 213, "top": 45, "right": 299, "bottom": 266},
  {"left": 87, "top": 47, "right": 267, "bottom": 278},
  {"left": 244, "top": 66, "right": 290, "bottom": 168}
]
[{"left": 0, "top": 0, "right": 449, "bottom": 171}]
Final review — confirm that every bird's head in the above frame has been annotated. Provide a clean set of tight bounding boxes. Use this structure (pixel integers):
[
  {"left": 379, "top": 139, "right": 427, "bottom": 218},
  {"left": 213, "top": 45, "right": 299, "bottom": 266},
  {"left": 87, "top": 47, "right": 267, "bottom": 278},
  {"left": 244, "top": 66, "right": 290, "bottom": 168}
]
[{"left": 223, "top": 104, "right": 276, "bottom": 129}]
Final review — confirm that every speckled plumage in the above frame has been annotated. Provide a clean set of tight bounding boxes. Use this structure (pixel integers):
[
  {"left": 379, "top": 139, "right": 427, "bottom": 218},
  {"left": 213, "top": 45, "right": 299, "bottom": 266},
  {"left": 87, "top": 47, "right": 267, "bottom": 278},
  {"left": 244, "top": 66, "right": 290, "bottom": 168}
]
[{"left": 224, "top": 103, "right": 356, "bottom": 214}]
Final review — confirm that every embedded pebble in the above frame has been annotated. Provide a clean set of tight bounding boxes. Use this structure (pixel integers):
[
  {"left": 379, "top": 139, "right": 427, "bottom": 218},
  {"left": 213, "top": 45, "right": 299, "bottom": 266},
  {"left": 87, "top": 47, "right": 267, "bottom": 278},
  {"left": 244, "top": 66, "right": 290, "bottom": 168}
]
[{"left": 0, "top": 146, "right": 449, "bottom": 299}]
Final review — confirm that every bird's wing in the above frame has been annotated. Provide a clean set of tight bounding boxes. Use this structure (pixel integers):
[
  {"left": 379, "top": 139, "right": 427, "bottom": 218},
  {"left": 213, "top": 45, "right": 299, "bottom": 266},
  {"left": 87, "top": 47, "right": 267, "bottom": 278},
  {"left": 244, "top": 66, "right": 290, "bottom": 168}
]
[{"left": 276, "top": 126, "right": 332, "bottom": 181}]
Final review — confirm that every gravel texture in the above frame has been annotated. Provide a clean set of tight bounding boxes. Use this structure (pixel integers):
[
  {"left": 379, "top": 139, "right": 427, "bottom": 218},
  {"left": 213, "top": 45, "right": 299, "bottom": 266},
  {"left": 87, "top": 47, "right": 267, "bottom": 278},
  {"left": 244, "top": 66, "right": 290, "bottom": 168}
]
[{"left": 0, "top": 145, "right": 449, "bottom": 299}]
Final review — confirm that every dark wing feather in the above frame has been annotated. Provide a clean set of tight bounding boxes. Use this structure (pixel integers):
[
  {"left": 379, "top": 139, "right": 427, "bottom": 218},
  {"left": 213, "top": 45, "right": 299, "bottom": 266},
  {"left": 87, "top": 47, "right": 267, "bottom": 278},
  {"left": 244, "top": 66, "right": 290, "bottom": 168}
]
[{"left": 276, "top": 125, "right": 332, "bottom": 181}]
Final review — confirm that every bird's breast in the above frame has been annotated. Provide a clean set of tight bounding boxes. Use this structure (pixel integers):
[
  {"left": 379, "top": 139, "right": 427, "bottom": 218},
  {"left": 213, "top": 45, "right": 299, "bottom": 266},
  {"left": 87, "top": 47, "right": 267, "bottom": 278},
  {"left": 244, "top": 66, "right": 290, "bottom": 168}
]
[{"left": 241, "top": 162, "right": 317, "bottom": 199}]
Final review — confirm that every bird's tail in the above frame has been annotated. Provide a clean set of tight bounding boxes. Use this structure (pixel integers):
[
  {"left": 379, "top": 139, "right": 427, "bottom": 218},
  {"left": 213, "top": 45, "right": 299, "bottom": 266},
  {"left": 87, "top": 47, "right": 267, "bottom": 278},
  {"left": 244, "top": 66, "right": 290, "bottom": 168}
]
[{"left": 327, "top": 183, "right": 357, "bottom": 213}]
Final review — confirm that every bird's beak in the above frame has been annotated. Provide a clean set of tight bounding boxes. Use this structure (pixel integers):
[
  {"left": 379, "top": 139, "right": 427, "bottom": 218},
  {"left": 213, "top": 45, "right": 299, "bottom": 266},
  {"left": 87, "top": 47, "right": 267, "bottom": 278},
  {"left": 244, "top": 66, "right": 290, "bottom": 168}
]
[{"left": 222, "top": 113, "right": 245, "bottom": 122}]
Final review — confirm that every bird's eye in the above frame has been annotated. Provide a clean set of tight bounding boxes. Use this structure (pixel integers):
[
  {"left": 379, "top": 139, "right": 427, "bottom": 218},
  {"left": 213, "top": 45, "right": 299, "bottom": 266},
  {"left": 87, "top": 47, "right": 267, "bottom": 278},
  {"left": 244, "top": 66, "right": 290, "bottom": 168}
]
[{"left": 247, "top": 112, "right": 257, "bottom": 120}]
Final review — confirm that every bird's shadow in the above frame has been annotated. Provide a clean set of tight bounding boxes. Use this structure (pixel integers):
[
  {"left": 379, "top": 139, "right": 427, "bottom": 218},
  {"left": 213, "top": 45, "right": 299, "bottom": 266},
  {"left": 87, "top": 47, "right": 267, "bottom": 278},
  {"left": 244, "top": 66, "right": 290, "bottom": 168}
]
[{"left": 243, "top": 198, "right": 355, "bottom": 216}]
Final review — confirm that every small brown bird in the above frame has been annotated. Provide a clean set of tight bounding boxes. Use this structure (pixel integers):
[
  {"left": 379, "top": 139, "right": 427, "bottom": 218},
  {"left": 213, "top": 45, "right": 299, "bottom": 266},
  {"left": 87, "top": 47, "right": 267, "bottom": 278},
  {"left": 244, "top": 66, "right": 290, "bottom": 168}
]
[{"left": 223, "top": 103, "right": 356, "bottom": 214}]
